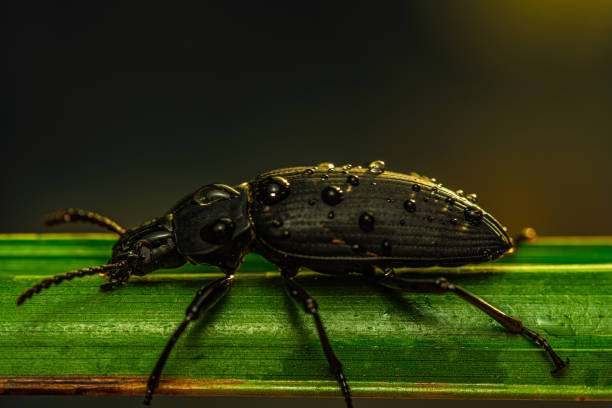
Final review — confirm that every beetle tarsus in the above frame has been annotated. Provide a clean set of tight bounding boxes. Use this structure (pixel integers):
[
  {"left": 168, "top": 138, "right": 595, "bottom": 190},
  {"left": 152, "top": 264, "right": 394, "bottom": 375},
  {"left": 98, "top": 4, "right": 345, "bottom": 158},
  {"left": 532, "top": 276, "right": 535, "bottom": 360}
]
[{"left": 522, "top": 327, "right": 570, "bottom": 373}]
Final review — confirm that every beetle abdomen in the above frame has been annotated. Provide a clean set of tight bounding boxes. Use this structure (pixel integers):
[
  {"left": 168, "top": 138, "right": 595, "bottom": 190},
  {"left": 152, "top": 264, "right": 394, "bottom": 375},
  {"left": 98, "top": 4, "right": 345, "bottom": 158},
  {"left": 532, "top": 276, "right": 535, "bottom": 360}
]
[{"left": 249, "top": 163, "right": 511, "bottom": 274}]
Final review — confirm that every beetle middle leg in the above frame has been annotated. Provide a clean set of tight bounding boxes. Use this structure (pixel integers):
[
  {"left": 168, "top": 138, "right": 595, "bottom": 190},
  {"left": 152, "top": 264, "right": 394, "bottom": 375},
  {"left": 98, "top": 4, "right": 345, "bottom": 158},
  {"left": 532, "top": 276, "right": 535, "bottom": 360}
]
[
  {"left": 281, "top": 268, "right": 353, "bottom": 408},
  {"left": 371, "top": 270, "right": 569, "bottom": 373},
  {"left": 144, "top": 273, "right": 235, "bottom": 405}
]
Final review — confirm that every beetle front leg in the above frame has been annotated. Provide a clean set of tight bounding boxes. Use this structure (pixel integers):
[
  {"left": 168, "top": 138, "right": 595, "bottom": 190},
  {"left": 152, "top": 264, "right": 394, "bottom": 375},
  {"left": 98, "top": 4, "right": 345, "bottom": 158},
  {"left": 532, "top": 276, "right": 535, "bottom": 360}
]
[
  {"left": 281, "top": 268, "right": 353, "bottom": 408},
  {"left": 144, "top": 273, "right": 235, "bottom": 405},
  {"left": 372, "top": 271, "right": 569, "bottom": 373}
]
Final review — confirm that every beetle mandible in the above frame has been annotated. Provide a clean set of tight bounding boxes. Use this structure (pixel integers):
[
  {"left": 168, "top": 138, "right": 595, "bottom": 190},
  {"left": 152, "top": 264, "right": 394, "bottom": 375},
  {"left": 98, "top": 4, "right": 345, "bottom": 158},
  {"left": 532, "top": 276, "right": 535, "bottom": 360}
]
[{"left": 17, "top": 161, "right": 569, "bottom": 407}]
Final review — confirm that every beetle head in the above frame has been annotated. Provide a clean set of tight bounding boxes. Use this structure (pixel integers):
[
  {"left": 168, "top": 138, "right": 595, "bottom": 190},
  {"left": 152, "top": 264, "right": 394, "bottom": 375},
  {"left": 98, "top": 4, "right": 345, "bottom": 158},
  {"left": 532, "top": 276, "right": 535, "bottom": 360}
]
[{"left": 109, "top": 215, "right": 185, "bottom": 278}]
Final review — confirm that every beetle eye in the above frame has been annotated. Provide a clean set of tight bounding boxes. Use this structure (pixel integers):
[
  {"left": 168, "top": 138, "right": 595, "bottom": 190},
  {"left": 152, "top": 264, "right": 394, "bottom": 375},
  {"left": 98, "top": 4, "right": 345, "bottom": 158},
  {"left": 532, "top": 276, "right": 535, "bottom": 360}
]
[
  {"left": 193, "top": 184, "right": 239, "bottom": 206},
  {"left": 200, "top": 217, "right": 235, "bottom": 244}
]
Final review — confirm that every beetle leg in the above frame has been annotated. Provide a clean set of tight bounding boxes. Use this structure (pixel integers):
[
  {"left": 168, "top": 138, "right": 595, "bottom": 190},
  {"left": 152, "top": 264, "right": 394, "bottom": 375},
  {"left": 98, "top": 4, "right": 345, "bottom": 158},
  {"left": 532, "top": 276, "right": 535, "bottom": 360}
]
[
  {"left": 372, "top": 272, "right": 569, "bottom": 374},
  {"left": 281, "top": 268, "right": 353, "bottom": 408},
  {"left": 144, "top": 273, "right": 235, "bottom": 405}
]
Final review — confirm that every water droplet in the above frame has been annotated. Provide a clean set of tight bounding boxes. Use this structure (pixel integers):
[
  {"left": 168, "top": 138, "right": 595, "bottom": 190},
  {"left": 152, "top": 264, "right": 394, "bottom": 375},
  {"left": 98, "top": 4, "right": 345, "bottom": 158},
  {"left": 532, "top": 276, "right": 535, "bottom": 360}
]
[
  {"left": 258, "top": 176, "right": 291, "bottom": 205},
  {"left": 200, "top": 217, "right": 235, "bottom": 244},
  {"left": 318, "top": 162, "right": 335, "bottom": 169},
  {"left": 308, "top": 199, "right": 317, "bottom": 206},
  {"left": 342, "top": 164, "right": 353, "bottom": 170},
  {"left": 412, "top": 184, "right": 421, "bottom": 192},
  {"left": 282, "top": 230, "right": 291, "bottom": 239},
  {"left": 449, "top": 218, "right": 458, "bottom": 225},
  {"left": 367, "top": 160, "right": 386, "bottom": 174},
  {"left": 303, "top": 168, "right": 314, "bottom": 175},
  {"left": 464, "top": 208, "right": 483, "bottom": 225},
  {"left": 193, "top": 185, "right": 236, "bottom": 207},
  {"left": 467, "top": 193, "right": 478, "bottom": 203},
  {"left": 347, "top": 175, "right": 359, "bottom": 186},
  {"left": 381, "top": 240, "right": 391, "bottom": 255},
  {"left": 387, "top": 198, "right": 395, "bottom": 203},
  {"left": 482, "top": 248, "right": 492, "bottom": 258},
  {"left": 321, "top": 186, "right": 344, "bottom": 205},
  {"left": 351, "top": 243, "right": 365, "bottom": 253},
  {"left": 327, "top": 211, "right": 334, "bottom": 219},
  {"left": 321, "top": 174, "right": 329, "bottom": 181},
  {"left": 371, "top": 182, "right": 377, "bottom": 186},
  {"left": 456, "top": 189, "right": 464, "bottom": 197},
  {"left": 359, "top": 212, "right": 375, "bottom": 232},
  {"left": 426, "top": 215, "right": 434, "bottom": 222},
  {"left": 431, "top": 178, "right": 437, "bottom": 183},
  {"left": 272, "top": 218, "right": 283, "bottom": 228},
  {"left": 404, "top": 199, "right": 416, "bottom": 213},
  {"left": 446, "top": 197, "right": 455, "bottom": 205},
  {"left": 327, "top": 167, "right": 335, "bottom": 173}
]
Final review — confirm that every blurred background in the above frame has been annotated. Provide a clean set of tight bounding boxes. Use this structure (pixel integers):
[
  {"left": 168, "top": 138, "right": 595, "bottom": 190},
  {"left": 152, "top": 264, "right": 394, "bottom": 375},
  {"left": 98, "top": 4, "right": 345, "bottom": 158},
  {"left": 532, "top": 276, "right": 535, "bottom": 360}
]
[
  {"left": 4, "top": 1, "right": 612, "bottom": 407},
  {"left": 5, "top": 1, "right": 612, "bottom": 236}
]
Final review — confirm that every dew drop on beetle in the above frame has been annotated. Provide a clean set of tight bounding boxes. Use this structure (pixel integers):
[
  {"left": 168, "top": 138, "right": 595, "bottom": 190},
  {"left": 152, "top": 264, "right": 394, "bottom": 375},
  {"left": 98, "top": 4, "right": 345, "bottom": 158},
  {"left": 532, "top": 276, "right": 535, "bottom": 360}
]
[
  {"left": 347, "top": 175, "right": 359, "bottom": 186},
  {"left": 404, "top": 199, "right": 416, "bottom": 213},
  {"left": 358, "top": 212, "right": 375, "bottom": 232},
  {"left": 259, "top": 176, "right": 290, "bottom": 205},
  {"left": 321, "top": 186, "right": 344, "bottom": 206},
  {"left": 381, "top": 240, "right": 391, "bottom": 255},
  {"left": 367, "top": 160, "right": 385, "bottom": 174},
  {"left": 200, "top": 217, "right": 235, "bottom": 244},
  {"left": 465, "top": 208, "right": 484, "bottom": 225}
]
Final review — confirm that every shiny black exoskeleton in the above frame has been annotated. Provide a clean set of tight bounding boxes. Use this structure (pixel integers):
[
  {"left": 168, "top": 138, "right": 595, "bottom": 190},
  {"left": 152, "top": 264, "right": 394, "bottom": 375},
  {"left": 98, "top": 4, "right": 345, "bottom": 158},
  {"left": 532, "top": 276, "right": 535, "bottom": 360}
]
[{"left": 17, "top": 161, "right": 568, "bottom": 407}]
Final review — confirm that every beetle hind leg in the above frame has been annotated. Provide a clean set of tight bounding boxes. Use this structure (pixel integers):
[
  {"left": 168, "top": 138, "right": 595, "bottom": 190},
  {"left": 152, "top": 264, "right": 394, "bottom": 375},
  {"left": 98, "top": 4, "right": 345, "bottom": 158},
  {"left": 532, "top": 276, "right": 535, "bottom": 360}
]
[
  {"left": 281, "top": 268, "right": 353, "bottom": 408},
  {"left": 372, "top": 272, "right": 569, "bottom": 374}
]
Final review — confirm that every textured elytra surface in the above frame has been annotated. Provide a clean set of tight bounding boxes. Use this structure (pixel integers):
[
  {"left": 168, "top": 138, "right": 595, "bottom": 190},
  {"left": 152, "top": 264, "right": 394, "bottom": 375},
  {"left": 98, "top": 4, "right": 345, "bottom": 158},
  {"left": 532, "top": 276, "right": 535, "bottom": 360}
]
[
  {"left": 250, "top": 165, "right": 509, "bottom": 272},
  {"left": 0, "top": 234, "right": 611, "bottom": 399}
]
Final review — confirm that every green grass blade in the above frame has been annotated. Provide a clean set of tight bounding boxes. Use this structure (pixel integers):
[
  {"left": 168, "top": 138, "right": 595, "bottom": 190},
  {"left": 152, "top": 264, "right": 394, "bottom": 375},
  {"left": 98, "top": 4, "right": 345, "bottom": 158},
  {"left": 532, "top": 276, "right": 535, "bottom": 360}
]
[{"left": 0, "top": 234, "right": 610, "bottom": 400}]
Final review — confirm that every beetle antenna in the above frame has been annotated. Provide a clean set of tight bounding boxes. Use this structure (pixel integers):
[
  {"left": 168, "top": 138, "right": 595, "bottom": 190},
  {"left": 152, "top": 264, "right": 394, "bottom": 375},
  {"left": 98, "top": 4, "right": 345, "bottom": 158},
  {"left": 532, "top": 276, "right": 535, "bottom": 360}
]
[
  {"left": 16, "top": 261, "right": 129, "bottom": 306},
  {"left": 44, "top": 208, "right": 126, "bottom": 235}
]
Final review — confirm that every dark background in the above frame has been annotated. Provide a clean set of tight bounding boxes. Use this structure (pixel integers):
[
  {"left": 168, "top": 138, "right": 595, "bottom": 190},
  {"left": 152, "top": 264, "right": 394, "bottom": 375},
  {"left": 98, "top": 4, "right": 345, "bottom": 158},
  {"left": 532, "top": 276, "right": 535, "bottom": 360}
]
[
  {"left": 5, "top": 1, "right": 612, "bottom": 236},
  {"left": 4, "top": 2, "right": 612, "bottom": 408}
]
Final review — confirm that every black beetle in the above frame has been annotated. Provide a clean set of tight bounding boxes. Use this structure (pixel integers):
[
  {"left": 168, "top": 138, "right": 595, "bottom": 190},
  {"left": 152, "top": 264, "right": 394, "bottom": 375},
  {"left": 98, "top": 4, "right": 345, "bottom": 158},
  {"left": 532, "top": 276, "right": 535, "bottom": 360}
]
[{"left": 17, "top": 161, "right": 568, "bottom": 407}]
